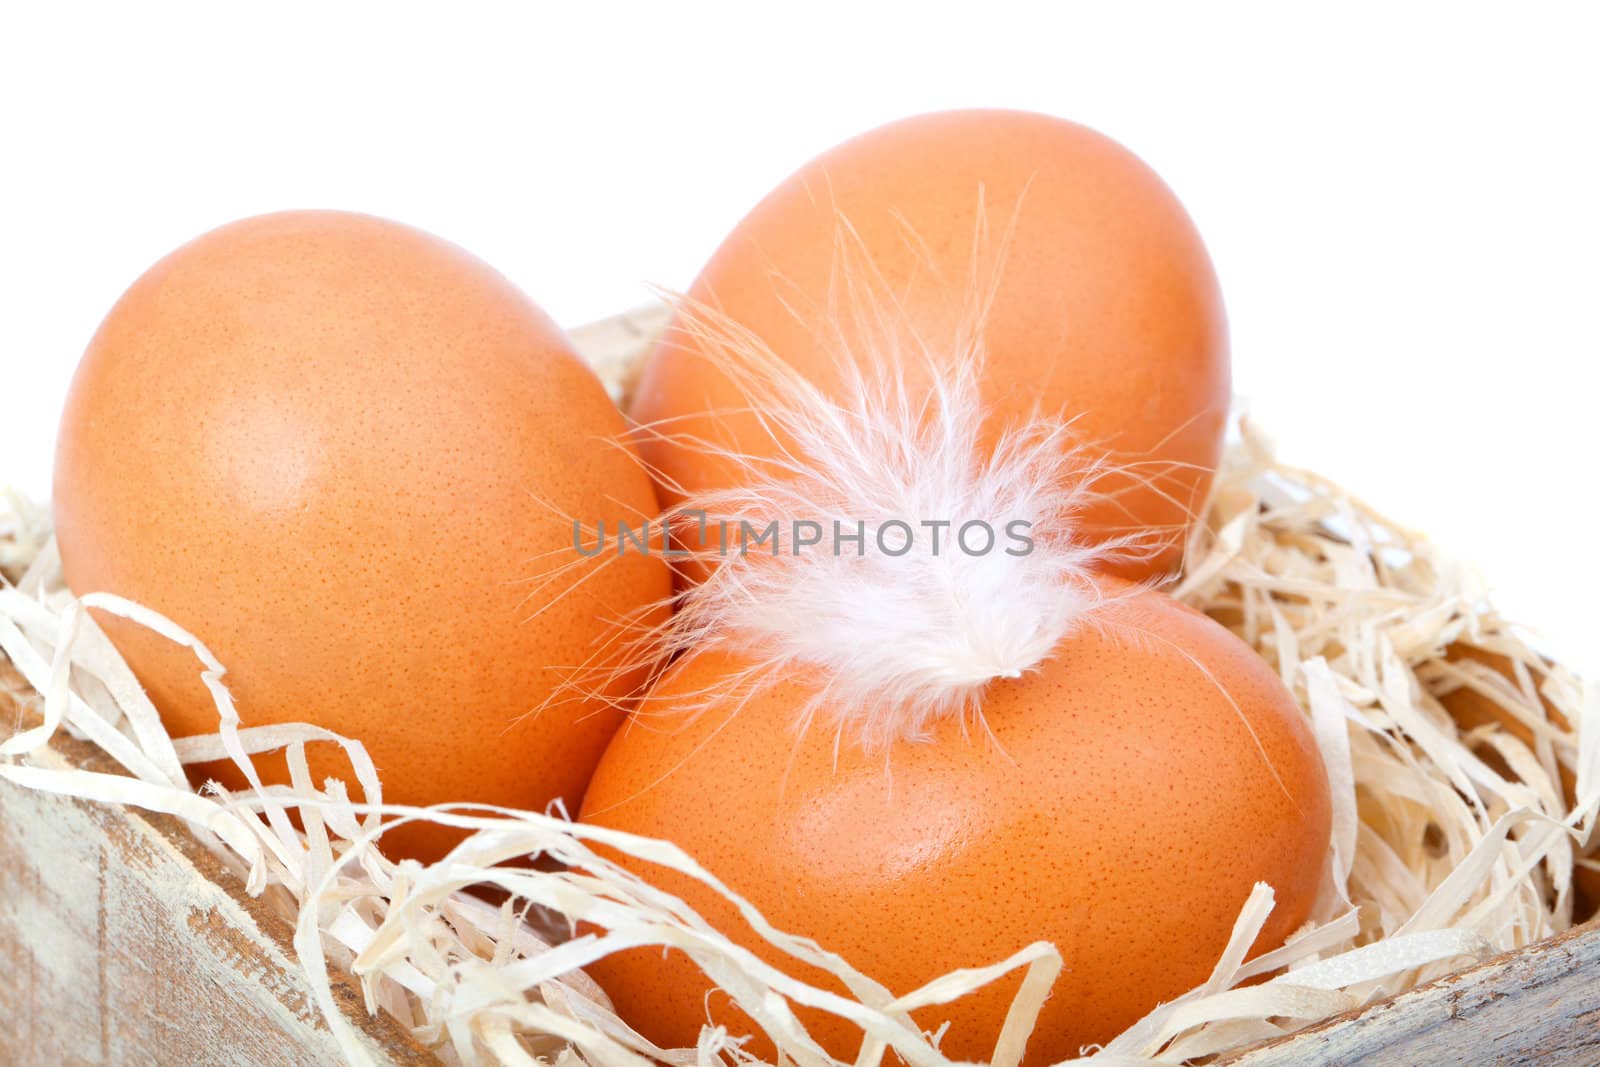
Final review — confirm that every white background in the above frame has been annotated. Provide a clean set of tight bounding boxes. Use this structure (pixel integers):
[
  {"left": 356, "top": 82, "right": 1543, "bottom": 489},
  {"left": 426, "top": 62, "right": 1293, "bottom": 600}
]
[{"left": 3, "top": 3, "right": 1596, "bottom": 667}]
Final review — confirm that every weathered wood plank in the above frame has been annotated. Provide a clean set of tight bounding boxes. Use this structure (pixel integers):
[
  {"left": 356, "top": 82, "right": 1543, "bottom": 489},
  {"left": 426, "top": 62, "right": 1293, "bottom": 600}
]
[
  {"left": 1217, "top": 917, "right": 1600, "bottom": 1066},
  {"left": 0, "top": 658, "right": 436, "bottom": 1067}
]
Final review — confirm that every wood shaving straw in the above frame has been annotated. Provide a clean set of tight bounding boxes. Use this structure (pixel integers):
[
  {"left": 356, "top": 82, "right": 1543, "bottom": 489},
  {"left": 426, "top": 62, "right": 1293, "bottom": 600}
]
[{"left": 1, "top": 392, "right": 1595, "bottom": 1065}]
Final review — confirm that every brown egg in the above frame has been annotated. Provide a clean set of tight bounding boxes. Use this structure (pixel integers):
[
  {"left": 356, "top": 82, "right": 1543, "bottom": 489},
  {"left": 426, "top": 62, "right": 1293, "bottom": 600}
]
[
  {"left": 54, "top": 210, "right": 670, "bottom": 861},
  {"left": 580, "top": 581, "right": 1331, "bottom": 1063},
  {"left": 631, "top": 109, "right": 1229, "bottom": 581}
]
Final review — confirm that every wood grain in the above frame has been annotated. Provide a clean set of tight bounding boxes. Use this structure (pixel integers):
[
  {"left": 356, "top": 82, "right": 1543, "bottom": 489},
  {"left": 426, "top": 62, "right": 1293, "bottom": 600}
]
[
  {"left": 0, "top": 658, "right": 435, "bottom": 1066},
  {"left": 1221, "top": 918, "right": 1600, "bottom": 1066}
]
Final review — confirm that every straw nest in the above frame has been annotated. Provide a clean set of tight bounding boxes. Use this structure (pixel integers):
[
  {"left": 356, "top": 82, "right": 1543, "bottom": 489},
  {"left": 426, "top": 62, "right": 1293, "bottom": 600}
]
[{"left": 1, "top": 324, "right": 1595, "bottom": 1066}]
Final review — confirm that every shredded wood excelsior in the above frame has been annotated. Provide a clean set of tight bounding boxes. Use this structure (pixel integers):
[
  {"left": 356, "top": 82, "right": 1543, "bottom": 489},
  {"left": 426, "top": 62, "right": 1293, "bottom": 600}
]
[{"left": 1, "top": 370, "right": 1595, "bottom": 1066}]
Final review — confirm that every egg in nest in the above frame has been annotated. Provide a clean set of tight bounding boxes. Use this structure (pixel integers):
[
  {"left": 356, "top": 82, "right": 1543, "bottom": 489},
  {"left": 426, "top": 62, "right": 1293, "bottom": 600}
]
[{"left": 53, "top": 210, "right": 671, "bottom": 860}]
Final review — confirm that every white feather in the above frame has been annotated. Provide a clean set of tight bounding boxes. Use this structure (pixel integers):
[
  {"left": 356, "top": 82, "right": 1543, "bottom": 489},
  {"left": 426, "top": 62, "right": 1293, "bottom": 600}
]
[{"left": 643, "top": 284, "right": 1145, "bottom": 751}]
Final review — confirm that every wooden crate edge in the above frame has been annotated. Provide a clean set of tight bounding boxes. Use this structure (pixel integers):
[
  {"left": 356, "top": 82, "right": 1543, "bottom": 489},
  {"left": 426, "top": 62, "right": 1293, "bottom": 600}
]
[{"left": 0, "top": 658, "right": 437, "bottom": 1066}]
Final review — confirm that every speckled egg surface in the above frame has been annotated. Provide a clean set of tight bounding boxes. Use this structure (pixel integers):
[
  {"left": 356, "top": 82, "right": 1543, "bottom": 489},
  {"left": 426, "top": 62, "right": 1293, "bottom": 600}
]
[
  {"left": 630, "top": 109, "right": 1230, "bottom": 582},
  {"left": 580, "top": 583, "right": 1331, "bottom": 1063},
  {"left": 53, "top": 210, "right": 671, "bottom": 861}
]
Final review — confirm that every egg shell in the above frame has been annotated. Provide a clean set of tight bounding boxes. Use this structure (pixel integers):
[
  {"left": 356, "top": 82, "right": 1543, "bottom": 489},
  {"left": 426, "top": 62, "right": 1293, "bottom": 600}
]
[
  {"left": 630, "top": 109, "right": 1230, "bottom": 581},
  {"left": 53, "top": 210, "right": 671, "bottom": 861},
  {"left": 580, "top": 583, "right": 1331, "bottom": 1063}
]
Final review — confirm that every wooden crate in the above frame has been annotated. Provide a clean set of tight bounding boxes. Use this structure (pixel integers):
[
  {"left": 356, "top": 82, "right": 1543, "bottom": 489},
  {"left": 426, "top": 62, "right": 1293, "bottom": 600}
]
[
  {"left": 3, "top": 308, "right": 1596, "bottom": 1066},
  {"left": 0, "top": 657, "right": 435, "bottom": 1066}
]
